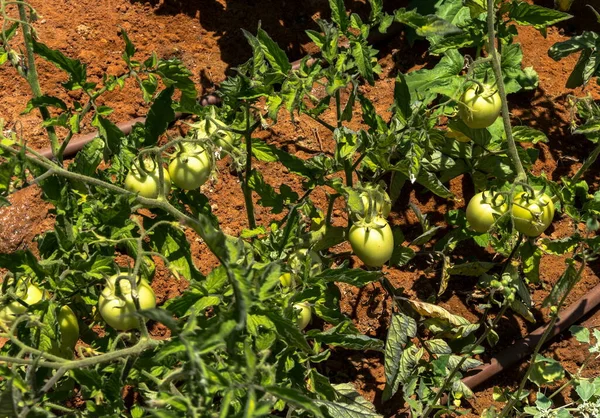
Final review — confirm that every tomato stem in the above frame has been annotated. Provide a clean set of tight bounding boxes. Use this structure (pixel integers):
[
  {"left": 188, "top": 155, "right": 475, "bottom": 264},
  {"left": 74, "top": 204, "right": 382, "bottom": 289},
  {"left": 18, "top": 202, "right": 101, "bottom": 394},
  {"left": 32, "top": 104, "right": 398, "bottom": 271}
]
[{"left": 485, "top": 0, "right": 527, "bottom": 184}]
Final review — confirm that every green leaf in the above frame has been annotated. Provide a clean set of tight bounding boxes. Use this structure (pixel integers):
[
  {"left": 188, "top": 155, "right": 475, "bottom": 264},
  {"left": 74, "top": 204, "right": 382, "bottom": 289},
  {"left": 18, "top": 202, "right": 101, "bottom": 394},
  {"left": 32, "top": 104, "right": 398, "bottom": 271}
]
[
  {"left": 256, "top": 28, "right": 291, "bottom": 74},
  {"left": 570, "top": 325, "right": 591, "bottom": 344},
  {"left": 393, "top": 73, "right": 412, "bottom": 124},
  {"left": 139, "top": 308, "right": 178, "bottom": 332},
  {"left": 22, "top": 95, "right": 68, "bottom": 114},
  {"left": 383, "top": 312, "right": 417, "bottom": 400},
  {"left": 315, "top": 383, "right": 383, "bottom": 417},
  {"left": 92, "top": 115, "right": 125, "bottom": 156},
  {"left": 404, "top": 49, "right": 464, "bottom": 103},
  {"left": 32, "top": 40, "right": 88, "bottom": 90},
  {"left": 265, "top": 311, "right": 312, "bottom": 353},
  {"left": 145, "top": 219, "right": 204, "bottom": 282},
  {"left": 350, "top": 40, "right": 375, "bottom": 85},
  {"left": 447, "top": 261, "right": 495, "bottom": 276},
  {"left": 156, "top": 59, "right": 198, "bottom": 113},
  {"left": 329, "top": 0, "right": 349, "bottom": 32},
  {"left": 309, "top": 322, "right": 384, "bottom": 351},
  {"left": 509, "top": 2, "right": 572, "bottom": 31},
  {"left": 264, "top": 386, "right": 324, "bottom": 417},
  {"left": 512, "top": 126, "right": 548, "bottom": 144},
  {"left": 144, "top": 86, "right": 175, "bottom": 146},
  {"left": 543, "top": 259, "right": 580, "bottom": 307},
  {"left": 0, "top": 379, "right": 17, "bottom": 417},
  {"left": 69, "top": 137, "right": 104, "bottom": 176},
  {"left": 313, "top": 266, "right": 381, "bottom": 287},
  {"left": 120, "top": 29, "right": 137, "bottom": 63}
]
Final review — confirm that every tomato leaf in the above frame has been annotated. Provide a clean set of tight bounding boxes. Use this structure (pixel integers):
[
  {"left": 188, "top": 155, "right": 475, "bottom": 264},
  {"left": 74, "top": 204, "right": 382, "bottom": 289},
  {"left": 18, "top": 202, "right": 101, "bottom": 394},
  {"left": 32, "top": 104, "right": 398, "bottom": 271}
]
[
  {"left": 509, "top": 2, "right": 572, "bottom": 32},
  {"left": 144, "top": 86, "right": 175, "bottom": 146}
]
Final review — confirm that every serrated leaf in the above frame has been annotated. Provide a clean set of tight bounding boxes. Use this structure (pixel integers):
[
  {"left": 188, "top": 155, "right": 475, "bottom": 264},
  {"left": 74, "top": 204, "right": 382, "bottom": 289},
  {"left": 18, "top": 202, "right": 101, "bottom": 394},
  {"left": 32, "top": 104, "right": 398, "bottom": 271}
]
[
  {"left": 543, "top": 259, "right": 580, "bottom": 307},
  {"left": 447, "top": 261, "right": 495, "bottom": 276},
  {"left": 383, "top": 313, "right": 417, "bottom": 400},
  {"left": 316, "top": 383, "right": 383, "bottom": 417},
  {"left": 265, "top": 386, "right": 324, "bottom": 417},
  {"left": 512, "top": 126, "right": 548, "bottom": 144},
  {"left": 32, "top": 40, "right": 88, "bottom": 90},
  {"left": 509, "top": 2, "right": 572, "bottom": 31},
  {"left": 313, "top": 266, "right": 381, "bottom": 287},
  {"left": 144, "top": 86, "right": 175, "bottom": 146},
  {"left": 570, "top": 325, "right": 590, "bottom": 344}
]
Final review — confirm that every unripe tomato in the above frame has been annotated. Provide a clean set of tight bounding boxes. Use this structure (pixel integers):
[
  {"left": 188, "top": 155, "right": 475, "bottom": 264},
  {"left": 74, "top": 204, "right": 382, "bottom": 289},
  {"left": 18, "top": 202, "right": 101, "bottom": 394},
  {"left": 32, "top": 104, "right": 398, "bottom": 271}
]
[
  {"left": 53, "top": 306, "right": 79, "bottom": 358},
  {"left": 98, "top": 275, "right": 156, "bottom": 331},
  {"left": 512, "top": 192, "right": 555, "bottom": 237},
  {"left": 293, "top": 302, "right": 312, "bottom": 330},
  {"left": 124, "top": 159, "right": 171, "bottom": 199},
  {"left": 466, "top": 192, "right": 508, "bottom": 233},
  {"left": 196, "top": 118, "right": 239, "bottom": 153},
  {"left": 458, "top": 83, "right": 501, "bottom": 129},
  {"left": 0, "top": 281, "right": 45, "bottom": 325},
  {"left": 168, "top": 144, "right": 212, "bottom": 190},
  {"left": 279, "top": 273, "right": 293, "bottom": 288},
  {"left": 348, "top": 217, "right": 394, "bottom": 267}
]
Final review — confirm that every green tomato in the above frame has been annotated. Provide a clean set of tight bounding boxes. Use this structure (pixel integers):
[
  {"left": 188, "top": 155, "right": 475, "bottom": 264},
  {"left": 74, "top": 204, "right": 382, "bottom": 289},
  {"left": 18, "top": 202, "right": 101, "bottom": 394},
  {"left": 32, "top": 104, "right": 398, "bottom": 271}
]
[
  {"left": 293, "top": 302, "right": 312, "bottom": 330},
  {"left": 168, "top": 145, "right": 212, "bottom": 190},
  {"left": 512, "top": 192, "right": 555, "bottom": 237},
  {"left": 98, "top": 275, "right": 156, "bottom": 331},
  {"left": 124, "top": 160, "right": 171, "bottom": 199},
  {"left": 289, "top": 249, "right": 322, "bottom": 277},
  {"left": 53, "top": 305, "right": 79, "bottom": 358},
  {"left": 348, "top": 217, "right": 394, "bottom": 268},
  {"left": 0, "top": 281, "right": 45, "bottom": 325},
  {"left": 196, "top": 118, "right": 239, "bottom": 154},
  {"left": 466, "top": 192, "right": 508, "bottom": 233},
  {"left": 458, "top": 83, "right": 501, "bottom": 129},
  {"left": 279, "top": 272, "right": 293, "bottom": 288}
]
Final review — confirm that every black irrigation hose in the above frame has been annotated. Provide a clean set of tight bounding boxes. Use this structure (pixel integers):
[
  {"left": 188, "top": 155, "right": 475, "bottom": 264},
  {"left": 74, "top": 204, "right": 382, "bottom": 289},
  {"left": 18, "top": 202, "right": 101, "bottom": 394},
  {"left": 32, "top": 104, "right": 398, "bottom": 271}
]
[{"left": 25, "top": 21, "right": 600, "bottom": 400}]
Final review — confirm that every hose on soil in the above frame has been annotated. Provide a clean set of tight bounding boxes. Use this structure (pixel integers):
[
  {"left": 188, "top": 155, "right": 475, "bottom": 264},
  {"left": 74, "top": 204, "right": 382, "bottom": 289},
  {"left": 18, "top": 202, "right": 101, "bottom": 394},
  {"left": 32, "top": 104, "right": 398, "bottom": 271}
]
[{"left": 27, "top": 20, "right": 600, "bottom": 401}]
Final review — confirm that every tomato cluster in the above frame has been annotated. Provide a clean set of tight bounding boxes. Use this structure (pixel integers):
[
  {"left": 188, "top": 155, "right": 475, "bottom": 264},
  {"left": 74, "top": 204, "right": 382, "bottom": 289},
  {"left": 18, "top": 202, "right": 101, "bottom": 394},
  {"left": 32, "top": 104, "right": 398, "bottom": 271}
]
[{"left": 466, "top": 190, "right": 555, "bottom": 237}]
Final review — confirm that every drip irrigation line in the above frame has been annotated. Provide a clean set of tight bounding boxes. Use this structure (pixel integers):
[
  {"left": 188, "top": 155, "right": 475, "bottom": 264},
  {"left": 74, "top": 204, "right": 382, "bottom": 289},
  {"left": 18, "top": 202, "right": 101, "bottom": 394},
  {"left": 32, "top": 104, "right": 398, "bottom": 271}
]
[{"left": 462, "top": 281, "right": 600, "bottom": 391}]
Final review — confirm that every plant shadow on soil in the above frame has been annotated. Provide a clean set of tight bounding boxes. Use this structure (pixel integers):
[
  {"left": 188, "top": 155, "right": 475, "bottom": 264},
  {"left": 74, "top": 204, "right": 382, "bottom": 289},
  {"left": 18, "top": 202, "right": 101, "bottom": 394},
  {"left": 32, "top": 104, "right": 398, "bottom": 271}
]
[{"left": 129, "top": 0, "right": 412, "bottom": 71}]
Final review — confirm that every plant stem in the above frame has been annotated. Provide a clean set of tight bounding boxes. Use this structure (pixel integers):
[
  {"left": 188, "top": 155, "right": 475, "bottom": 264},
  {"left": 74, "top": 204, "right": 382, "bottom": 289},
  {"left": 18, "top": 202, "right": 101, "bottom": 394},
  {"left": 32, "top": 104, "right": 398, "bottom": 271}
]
[
  {"left": 485, "top": 0, "right": 527, "bottom": 183},
  {"left": 243, "top": 102, "right": 257, "bottom": 229},
  {"left": 16, "top": 3, "right": 59, "bottom": 158},
  {"left": 335, "top": 90, "right": 353, "bottom": 187},
  {"left": 568, "top": 141, "right": 600, "bottom": 185}
]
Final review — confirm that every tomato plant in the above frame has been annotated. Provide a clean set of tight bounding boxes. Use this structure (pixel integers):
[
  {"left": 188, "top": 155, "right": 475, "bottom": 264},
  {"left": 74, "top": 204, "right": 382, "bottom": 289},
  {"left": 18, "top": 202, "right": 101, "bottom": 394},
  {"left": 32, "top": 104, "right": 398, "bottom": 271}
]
[
  {"left": 98, "top": 275, "right": 157, "bottom": 331},
  {"left": 0, "top": 0, "right": 594, "bottom": 417}
]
